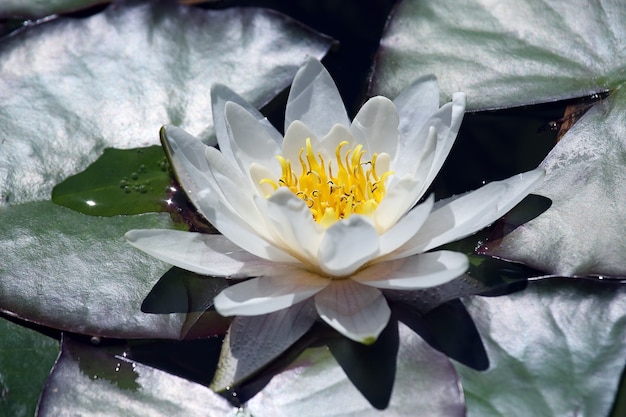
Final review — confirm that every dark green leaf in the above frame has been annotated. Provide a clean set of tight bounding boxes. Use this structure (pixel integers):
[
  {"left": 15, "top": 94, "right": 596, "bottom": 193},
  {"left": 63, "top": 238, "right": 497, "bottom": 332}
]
[
  {"left": 52, "top": 146, "right": 171, "bottom": 216},
  {"left": 0, "top": 317, "right": 58, "bottom": 417}
]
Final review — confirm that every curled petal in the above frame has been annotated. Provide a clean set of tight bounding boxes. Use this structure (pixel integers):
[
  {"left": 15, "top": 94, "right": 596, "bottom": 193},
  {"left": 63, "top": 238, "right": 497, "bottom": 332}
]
[
  {"left": 315, "top": 280, "right": 390, "bottom": 344},
  {"left": 285, "top": 57, "right": 350, "bottom": 137},
  {"left": 125, "top": 229, "right": 272, "bottom": 277},
  {"left": 214, "top": 269, "right": 328, "bottom": 316},
  {"left": 353, "top": 251, "right": 469, "bottom": 290},
  {"left": 210, "top": 84, "right": 282, "bottom": 166},
  {"left": 224, "top": 101, "right": 281, "bottom": 179},
  {"left": 317, "top": 216, "right": 380, "bottom": 277},
  {"left": 394, "top": 74, "right": 440, "bottom": 142}
]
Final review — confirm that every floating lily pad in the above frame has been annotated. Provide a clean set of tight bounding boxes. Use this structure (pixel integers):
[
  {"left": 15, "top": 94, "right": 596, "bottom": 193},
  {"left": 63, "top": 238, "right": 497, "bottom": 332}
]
[
  {"left": 458, "top": 278, "right": 626, "bottom": 417},
  {"left": 38, "top": 325, "right": 465, "bottom": 416},
  {"left": 0, "top": 317, "right": 58, "bottom": 417},
  {"left": 0, "top": 0, "right": 331, "bottom": 206},
  {"left": 482, "top": 88, "right": 626, "bottom": 277},
  {"left": 372, "top": 0, "right": 625, "bottom": 110},
  {"left": 0, "top": 201, "right": 202, "bottom": 339}
]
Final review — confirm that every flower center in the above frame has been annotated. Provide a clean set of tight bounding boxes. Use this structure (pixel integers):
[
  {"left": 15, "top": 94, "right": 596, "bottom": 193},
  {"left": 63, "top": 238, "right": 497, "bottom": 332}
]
[{"left": 261, "top": 138, "right": 393, "bottom": 227}]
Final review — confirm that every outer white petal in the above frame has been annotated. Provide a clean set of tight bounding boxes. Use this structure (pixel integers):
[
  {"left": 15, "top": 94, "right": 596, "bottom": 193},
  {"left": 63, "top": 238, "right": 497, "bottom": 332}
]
[
  {"left": 285, "top": 57, "right": 350, "bottom": 137},
  {"left": 214, "top": 269, "right": 329, "bottom": 316},
  {"left": 125, "top": 229, "right": 273, "bottom": 277},
  {"left": 317, "top": 216, "right": 380, "bottom": 277},
  {"left": 224, "top": 101, "right": 281, "bottom": 180},
  {"left": 353, "top": 251, "right": 469, "bottom": 290},
  {"left": 390, "top": 168, "right": 545, "bottom": 259},
  {"left": 263, "top": 188, "right": 324, "bottom": 261},
  {"left": 211, "top": 83, "right": 282, "bottom": 166},
  {"left": 378, "top": 194, "right": 434, "bottom": 256},
  {"left": 314, "top": 280, "right": 390, "bottom": 344},
  {"left": 394, "top": 74, "right": 440, "bottom": 145},
  {"left": 204, "top": 146, "right": 269, "bottom": 234},
  {"left": 162, "top": 126, "right": 298, "bottom": 263},
  {"left": 350, "top": 96, "right": 399, "bottom": 157}
]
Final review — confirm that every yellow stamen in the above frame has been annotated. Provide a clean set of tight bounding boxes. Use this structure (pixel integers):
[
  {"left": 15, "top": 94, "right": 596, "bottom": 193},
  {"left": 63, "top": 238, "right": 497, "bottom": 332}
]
[{"left": 263, "top": 138, "right": 393, "bottom": 227}]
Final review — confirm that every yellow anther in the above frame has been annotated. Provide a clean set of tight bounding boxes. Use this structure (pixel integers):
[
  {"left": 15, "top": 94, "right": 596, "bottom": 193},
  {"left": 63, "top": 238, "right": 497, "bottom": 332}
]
[{"left": 262, "top": 138, "right": 393, "bottom": 227}]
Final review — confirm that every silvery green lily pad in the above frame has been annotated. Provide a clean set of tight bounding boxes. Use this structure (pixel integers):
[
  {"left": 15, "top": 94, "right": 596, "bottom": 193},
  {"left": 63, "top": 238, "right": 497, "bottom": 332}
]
[
  {"left": 0, "top": 0, "right": 106, "bottom": 19},
  {"left": 482, "top": 88, "right": 626, "bottom": 277},
  {"left": 372, "top": 0, "right": 625, "bottom": 110},
  {"left": 0, "top": 0, "right": 331, "bottom": 206},
  {"left": 459, "top": 278, "right": 626, "bottom": 416}
]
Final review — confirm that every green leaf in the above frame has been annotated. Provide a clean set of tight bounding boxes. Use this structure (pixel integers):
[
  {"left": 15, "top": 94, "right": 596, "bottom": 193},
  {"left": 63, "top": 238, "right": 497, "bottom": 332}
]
[
  {"left": 371, "top": 0, "right": 626, "bottom": 110},
  {"left": 458, "top": 278, "right": 626, "bottom": 417},
  {"left": 482, "top": 88, "right": 626, "bottom": 277},
  {"left": 0, "top": 0, "right": 331, "bottom": 206},
  {"left": 0, "top": 317, "right": 58, "bottom": 417},
  {"left": 0, "top": 201, "right": 201, "bottom": 339},
  {"left": 51, "top": 146, "right": 172, "bottom": 216}
]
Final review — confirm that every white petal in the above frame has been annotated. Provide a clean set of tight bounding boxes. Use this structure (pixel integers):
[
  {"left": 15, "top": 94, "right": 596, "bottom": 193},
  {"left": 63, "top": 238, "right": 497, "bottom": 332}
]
[
  {"left": 350, "top": 96, "right": 399, "bottom": 157},
  {"left": 353, "top": 251, "right": 468, "bottom": 289},
  {"left": 125, "top": 229, "right": 273, "bottom": 277},
  {"left": 263, "top": 188, "right": 324, "bottom": 260},
  {"left": 373, "top": 175, "right": 422, "bottom": 232},
  {"left": 162, "top": 125, "right": 298, "bottom": 263},
  {"left": 203, "top": 147, "right": 274, "bottom": 236},
  {"left": 394, "top": 74, "right": 440, "bottom": 142},
  {"left": 422, "top": 92, "right": 466, "bottom": 189},
  {"left": 224, "top": 101, "right": 281, "bottom": 179},
  {"left": 390, "top": 168, "right": 545, "bottom": 259},
  {"left": 315, "top": 280, "right": 390, "bottom": 344},
  {"left": 393, "top": 92, "right": 465, "bottom": 184},
  {"left": 282, "top": 120, "right": 319, "bottom": 164},
  {"left": 211, "top": 84, "right": 282, "bottom": 166},
  {"left": 317, "top": 216, "right": 380, "bottom": 276},
  {"left": 214, "top": 269, "right": 328, "bottom": 316},
  {"left": 379, "top": 194, "right": 434, "bottom": 256},
  {"left": 285, "top": 57, "right": 350, "bottom": 137}
]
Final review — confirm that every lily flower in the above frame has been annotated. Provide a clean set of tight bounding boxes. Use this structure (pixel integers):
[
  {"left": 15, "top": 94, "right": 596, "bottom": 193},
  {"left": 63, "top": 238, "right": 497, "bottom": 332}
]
[{"left": 126, "top": 58, "right": 543, "bottom": 344}]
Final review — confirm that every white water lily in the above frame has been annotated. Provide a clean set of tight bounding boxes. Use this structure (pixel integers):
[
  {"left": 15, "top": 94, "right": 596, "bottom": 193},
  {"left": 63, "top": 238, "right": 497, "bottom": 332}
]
[{"left": 126, "top": 58, "right": 544, "bottom": 344}]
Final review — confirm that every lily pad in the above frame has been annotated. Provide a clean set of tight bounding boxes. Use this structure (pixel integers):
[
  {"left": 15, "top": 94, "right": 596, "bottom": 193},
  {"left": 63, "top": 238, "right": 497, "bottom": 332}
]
[
  {"left": 0, "top": 0, "right": 331, "bottom": 206},
  {"left": 0, "top": 201, "right": 204, "bottom": 339},
  {"left": 458, "top": 278, "right": 626, "bottom": 417},
  {"left": 51, "top": 146, "right": 172, "bottom": 216},
  {"left": 0, "top": 317, "right": 58, "bottom": 417},
  {"left": 481, "top": 88, "right": 626, "bottom": 277},
  {"left": 0, "top": 0, "right": 107, "bottom": 19},
  {"left": 372, "top": 0, "right": 625, "bottom": 110},
  {"left": 38, "top": 325, "right": 464, "bottom": 416}
]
